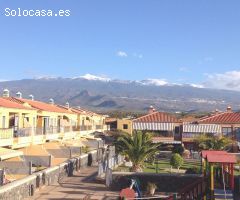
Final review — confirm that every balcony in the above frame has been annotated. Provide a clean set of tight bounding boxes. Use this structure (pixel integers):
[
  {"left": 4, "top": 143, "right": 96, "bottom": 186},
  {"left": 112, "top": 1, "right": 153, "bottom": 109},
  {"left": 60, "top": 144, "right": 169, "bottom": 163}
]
[
  {"left": 95, "top": 125, "right": 103, "bottom": 130},
  {"left": 79, "top": 125, "right": 93, "bottom": 136},
  {"left": 182, "top": 133, "right": 199, "bottom": 142},
  {"left": 32, "top": 128, "right": 45, "bottom": 145},
  {"left": 13, "top": 128, "right": 32, "bottom": 148},
  {"left": 0, "top": 128, "right": 14, "bottom": 147},
  {"left": 45, "top": 126, "right": 60, "bottom": 141},
  {"left": 152, "top": 131, "right": 175, "bottom": 143},
  {"left": 61, "top": 126, "right": 76, "bottom": 140}
]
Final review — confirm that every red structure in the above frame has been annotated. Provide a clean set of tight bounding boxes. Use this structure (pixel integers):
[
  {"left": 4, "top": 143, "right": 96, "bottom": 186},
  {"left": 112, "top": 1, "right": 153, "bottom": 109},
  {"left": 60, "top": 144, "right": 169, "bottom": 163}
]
[{"left": 201, "top": 150, "right": 237, "bottom": 192}]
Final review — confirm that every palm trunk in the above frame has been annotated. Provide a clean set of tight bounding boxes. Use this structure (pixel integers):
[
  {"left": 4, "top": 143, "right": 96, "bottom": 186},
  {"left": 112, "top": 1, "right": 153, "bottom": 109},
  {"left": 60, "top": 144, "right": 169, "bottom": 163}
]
[{"left": 131, "top": 164, "right": 143, "bottom": 172}]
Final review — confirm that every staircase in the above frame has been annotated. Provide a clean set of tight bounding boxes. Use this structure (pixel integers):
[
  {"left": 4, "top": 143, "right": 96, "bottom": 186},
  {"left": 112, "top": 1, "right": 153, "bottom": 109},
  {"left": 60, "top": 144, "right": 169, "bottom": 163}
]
[{"left": 214, "top": 189, "right": 233, "bottom": 200}]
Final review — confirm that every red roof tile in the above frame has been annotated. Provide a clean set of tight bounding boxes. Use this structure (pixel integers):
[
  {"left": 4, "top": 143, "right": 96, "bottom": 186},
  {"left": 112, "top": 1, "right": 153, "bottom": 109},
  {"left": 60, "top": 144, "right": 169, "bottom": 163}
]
[
  {"left": 207, "top": 154, "right": 237, "bottom": 164},
  {"left": 0, "top": 98, "right": 34, "bottom": 110},
  {"left": 133, "top": 112, "right": 179, "bottom": 123},
  {"left": 201, "top": 150, "right": 227, "bottom": 159},
  {"left": 7, "top": 97, "right": 73, "bottom": 114},
  {"left": 199, "top": 112, "right": 240, "bottom": 124}
]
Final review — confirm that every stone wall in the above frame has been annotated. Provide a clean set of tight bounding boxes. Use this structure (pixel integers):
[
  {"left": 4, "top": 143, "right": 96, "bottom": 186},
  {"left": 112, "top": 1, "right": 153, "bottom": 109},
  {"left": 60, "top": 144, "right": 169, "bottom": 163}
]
[{"left": 0, "top": 146, "right": 113, "bottom": 200}]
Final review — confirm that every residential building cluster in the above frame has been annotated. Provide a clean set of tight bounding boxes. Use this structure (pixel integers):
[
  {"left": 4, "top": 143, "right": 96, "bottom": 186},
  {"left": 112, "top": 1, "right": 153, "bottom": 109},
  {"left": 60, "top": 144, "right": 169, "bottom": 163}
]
[
  {"left": 0, "top": 89, "right": 107, "bottom": 182},
  {"left": 107, "top": 105, "right": 240, "bottom": 150}
]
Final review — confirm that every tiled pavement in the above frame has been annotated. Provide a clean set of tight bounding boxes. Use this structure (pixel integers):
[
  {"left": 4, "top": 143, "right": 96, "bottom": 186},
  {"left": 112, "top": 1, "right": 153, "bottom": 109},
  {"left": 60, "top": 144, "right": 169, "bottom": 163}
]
[{"left": 27, "top": 167, "right": 119, "bottom": 200}]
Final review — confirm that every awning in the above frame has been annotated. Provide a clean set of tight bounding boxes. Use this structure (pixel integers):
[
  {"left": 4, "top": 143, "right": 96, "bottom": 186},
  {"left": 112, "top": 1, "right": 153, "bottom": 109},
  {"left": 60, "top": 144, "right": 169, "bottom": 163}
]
[
  {"left": 183, "top": 124, "right": 221, "bottom": 134},
  {"left": 133, "top": 122, "right": 175, "bottom": 131}
]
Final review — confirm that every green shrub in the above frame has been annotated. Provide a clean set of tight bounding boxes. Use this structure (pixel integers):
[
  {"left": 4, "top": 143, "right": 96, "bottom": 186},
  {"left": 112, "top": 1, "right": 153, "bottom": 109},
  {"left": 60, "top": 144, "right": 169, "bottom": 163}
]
[
  {"left": 185, "top": 166, "right": 201, "bottom": 174},
  {"left": 172, "top": 145, "right": 184, "bottom": 155},
  {"left": 170, "top": 153, "right": 183, "bottom": 170}
]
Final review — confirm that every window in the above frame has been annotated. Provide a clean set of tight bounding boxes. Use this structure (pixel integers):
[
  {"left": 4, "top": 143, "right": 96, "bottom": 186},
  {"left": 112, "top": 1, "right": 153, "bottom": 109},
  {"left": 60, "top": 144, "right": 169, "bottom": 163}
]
[
  {"left": 2, "top": 116, "right": 6, "bottom": 128},
  {"left": 123, "top": 124, "right": 128, "bottom": 129},
  {"left": 222, "top": 127, "right": 232, "bottom": 136}
]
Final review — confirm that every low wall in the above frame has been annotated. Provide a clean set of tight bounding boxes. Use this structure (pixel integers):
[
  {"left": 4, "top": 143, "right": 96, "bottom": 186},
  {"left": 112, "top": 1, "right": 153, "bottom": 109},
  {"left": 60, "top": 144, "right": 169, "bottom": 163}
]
[
  {"left": 0, "top": 146, "right": 111, "bottom": 200},
  {"left": 111, "top": 172, "right": 203, "bottom": 193}
]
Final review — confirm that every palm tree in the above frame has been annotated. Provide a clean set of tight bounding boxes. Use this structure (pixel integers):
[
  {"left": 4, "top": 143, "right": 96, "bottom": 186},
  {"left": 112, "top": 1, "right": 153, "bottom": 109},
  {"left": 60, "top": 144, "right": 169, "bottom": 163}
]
[
  {"left": 115, "top": 131, "right": 161, "bottom": 172},
  {"left": 194, "top": 134, "right": 232, "bottom": 151}
]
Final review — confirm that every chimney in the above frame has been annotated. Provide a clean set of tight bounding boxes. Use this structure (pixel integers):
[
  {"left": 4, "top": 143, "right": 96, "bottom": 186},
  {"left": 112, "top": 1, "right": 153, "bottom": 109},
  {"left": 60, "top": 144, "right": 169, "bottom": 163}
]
[
  {"left": 3, "top": 89, "right": 9, "bottom": 97},
  {"left": 16, "top": 92, "right": 22, "bottom": 99},
  {"left": 148, "top": 105, "right": 155, "bottom": 114},
  {"left": 29, "top": 94, "right": 34, "bottom": 101},
  {"left": 226, "top": 106, "right": 232, "bottom": 112},
  {"left": 66, "top": 102, "right": 70, "bottom": 108},
  {"left": 49, "top": 98, "right": 54, "bottom": 105}
]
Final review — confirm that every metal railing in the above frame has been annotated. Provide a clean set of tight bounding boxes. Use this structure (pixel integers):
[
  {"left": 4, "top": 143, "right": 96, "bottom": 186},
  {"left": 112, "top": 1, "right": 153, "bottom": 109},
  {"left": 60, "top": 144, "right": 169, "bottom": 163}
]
[
  {"left": 95, "top": 125, "right": 103, "bottom": 130},
  {"left": 44, "top": 126, "right": 60, "bottom": 135},
  {"left": 0, "top": 128, "right": 14, "bottom": 139},
  {"left": 63, "top": 126, "right": 72, "bottom": 133},
  {"left": 35, "top": 127, "right": 44, "bottom": 136},
  {"left": 14, "top": 128, "right": 32, "bottom": 137}
]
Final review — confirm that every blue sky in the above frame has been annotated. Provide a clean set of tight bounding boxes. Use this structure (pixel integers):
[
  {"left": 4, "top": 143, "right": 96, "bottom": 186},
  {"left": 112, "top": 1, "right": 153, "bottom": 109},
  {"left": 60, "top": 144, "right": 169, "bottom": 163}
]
[{"left": 1, "top": 0, "right": 240, "bottom": 90}]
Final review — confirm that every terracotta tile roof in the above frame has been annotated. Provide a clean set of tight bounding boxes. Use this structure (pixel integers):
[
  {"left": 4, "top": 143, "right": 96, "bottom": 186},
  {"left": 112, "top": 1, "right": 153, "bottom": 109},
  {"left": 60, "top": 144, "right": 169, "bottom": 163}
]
[
  {"left": 7, "top": 97, "right": 73, "bottom": 114},
  {"left": 73, "top": 107, "right": 99, "bottom": 116},
  {"left": 133, "top": 111, "right": 180, "bottom": 123},
  {"left": 198, "top": 112, "right": 240, "bottom": 124},
  {"left": 57, "top": 105, "right": 99, "bottom": 117},
  {"left": 207, "top": 154, "right": 237, "bottom": 164},
  {"left": 201, "top": 150, "right": 227, "bottom": 159},
  {"left": 0, "top": 98, "right": 35, "bottom": 110}
]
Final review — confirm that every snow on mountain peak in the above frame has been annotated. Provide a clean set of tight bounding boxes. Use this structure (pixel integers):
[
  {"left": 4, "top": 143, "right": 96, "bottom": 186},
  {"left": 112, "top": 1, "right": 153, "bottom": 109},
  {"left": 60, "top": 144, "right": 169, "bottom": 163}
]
[
  {"left": 74, "top": 74, "right": 111, "bottom": 82},
  {"left": 139, "top": 79, "right": 169, "bottom": 86}
]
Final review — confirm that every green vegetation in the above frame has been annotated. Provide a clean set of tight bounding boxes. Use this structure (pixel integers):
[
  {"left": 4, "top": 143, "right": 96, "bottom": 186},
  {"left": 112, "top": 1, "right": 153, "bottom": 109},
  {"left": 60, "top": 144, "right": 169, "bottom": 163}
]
[
  {"left": 82, "top": 146, "right": 90, "bottom": 153},
  {"left": 194, "top": 134, "right": 233, "bottom": 150},
  {"left": 115, "top": 131, "right": 161, "bottom": 172},
  {"left": 144, "top": 158, "right": 201, "bottom": 173},
  {"left": 172, "top": 145, "right": 185, "bottom": 155},
  {"left": 116, "top": 158, "right": 202, "bottom": 174},
  {"left": 170, "top": 153, "right": 184, "bottom": 172}
]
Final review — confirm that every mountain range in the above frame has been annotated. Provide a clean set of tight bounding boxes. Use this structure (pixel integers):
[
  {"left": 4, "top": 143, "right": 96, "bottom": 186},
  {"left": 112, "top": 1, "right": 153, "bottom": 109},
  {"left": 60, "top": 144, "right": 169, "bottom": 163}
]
[{"left": 0, "top": 74, "right": 240, "bottom": 113}]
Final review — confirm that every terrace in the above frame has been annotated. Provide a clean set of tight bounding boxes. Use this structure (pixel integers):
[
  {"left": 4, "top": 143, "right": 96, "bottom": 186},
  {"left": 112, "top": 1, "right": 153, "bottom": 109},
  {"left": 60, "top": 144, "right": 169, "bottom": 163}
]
[{"left": 0, "top": 128, "right": 14, "bottom": 147}]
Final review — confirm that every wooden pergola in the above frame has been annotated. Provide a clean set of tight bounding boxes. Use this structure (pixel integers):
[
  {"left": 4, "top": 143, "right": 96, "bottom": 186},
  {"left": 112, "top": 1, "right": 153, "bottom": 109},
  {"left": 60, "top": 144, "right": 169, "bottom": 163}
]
[{"left": 201, "top": 150, "right": 237, "bottom": 192}]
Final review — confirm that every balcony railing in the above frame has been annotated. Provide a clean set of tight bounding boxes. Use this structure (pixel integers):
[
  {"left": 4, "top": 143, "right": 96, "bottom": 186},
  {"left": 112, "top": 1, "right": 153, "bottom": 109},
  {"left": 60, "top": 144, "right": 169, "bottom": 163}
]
[
  {"left": 35, "top": 127, "right": 44, "bottom": 135},
  {"left": 44, "top": 126, "right": 60, "bottom": 135},
  {"left": 72, "top": 126, "right": 80, "bottom": 131},
  {"left": 14, "top": 128, "right": 32, "bottom": 137},
  {"left": 95, "top": 125, "right": 103, "bottom": 130},
  {"left": 63, "top": 126, "right": 72, "bottom": 133},
  {"left": 182, "top": 133, "right": 199, "bottom": 138},
  {"left": 0, "top": 128, "right": 14, "bottom": 139},
  {"left": 80, "top": 125, "right": 88, "bottom": 131}
]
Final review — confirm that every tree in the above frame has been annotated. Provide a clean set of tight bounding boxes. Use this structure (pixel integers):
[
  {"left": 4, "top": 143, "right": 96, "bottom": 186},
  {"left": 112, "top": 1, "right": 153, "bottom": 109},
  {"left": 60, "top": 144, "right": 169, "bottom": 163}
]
[
  {"left": 172, "top": 145, "right": 185, "bottom": 156},
  {"left": 115, "top": 131, "right": 161, "bottom": 172},
  {"left": 170, "top": 153, "right": 183, "bottom": 172},
  {"left": 194, "top": 134, "right": 232, "bottom": 151}
]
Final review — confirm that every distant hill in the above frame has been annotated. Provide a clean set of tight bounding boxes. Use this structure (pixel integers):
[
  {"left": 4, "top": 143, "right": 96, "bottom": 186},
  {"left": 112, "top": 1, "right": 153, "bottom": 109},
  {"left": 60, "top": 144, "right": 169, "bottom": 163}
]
[{"left": 0, "top": 76, "right": 240, "bottom": 113}]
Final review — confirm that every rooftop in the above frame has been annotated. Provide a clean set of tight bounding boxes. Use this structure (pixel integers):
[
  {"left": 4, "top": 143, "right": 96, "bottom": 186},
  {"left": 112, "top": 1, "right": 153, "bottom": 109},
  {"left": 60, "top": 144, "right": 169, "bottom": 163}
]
[
  {"left": 7, "top": 97, "right": 73, "bottom": 114},
  {"left": 198, "top": 112, "right": 240, "bottom": 124},
  {"left": 133, "top": 111, "right": 180, "bottom": 123}
]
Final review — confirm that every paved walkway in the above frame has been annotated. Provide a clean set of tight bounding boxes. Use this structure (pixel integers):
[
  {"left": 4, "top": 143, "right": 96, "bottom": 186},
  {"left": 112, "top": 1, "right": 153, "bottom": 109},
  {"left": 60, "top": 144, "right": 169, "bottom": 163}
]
[{"left": 27, "top": 167, "right": 119, "bottom": 200}]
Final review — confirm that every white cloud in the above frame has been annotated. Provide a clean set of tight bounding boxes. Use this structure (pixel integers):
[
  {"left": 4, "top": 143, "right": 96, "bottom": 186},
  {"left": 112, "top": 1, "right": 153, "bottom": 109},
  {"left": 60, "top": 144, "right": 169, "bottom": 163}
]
[
  {"left": 117, "top": 51, "right": 128, "bottom": 57},
  {"left": 204, "top": 70, "right": 240, "bottom": 91}
]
